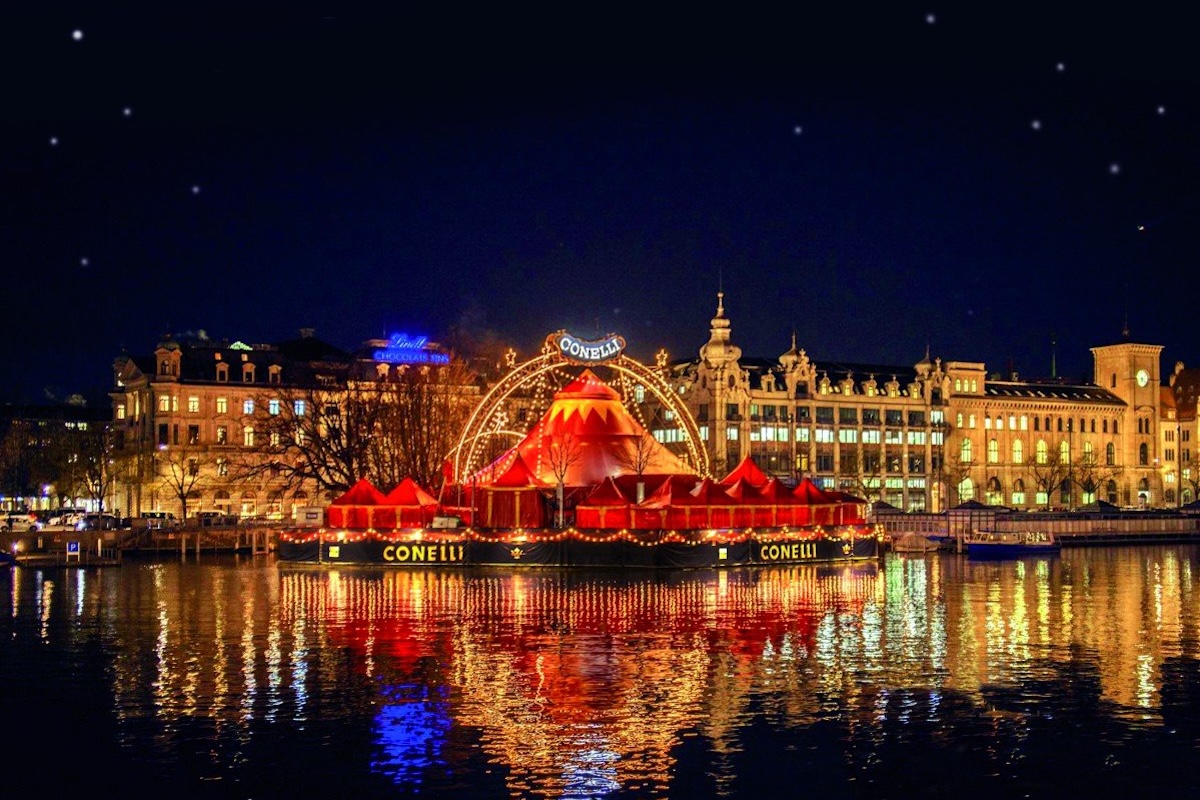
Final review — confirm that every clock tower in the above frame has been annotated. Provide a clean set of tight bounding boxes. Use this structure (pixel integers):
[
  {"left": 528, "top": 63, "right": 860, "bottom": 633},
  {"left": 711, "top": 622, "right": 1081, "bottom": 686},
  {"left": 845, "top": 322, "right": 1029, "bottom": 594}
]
[{"left": 1091, "top": 340, "right": 1163, "bottom": 504}]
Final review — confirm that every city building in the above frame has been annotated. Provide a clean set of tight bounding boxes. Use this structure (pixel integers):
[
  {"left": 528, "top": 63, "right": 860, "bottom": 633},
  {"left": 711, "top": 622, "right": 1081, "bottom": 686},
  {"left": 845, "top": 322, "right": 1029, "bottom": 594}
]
[{"left": 653, "top": 294, "right": 1192, "bottom": 512}]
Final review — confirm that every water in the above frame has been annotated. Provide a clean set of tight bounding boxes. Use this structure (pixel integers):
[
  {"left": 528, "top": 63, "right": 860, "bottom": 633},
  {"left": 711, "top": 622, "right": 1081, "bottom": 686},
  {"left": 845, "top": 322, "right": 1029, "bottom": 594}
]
[{"left": 4, "top": 546, "right": 1200, "bottom": 798}]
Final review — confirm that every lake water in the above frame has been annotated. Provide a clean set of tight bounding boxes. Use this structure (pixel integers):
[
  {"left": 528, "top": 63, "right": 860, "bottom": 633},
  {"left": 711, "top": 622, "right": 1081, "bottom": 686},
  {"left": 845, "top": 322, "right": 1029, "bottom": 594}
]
[{"left": 4, "top": 546, "right": 1200, "bottom": 798}]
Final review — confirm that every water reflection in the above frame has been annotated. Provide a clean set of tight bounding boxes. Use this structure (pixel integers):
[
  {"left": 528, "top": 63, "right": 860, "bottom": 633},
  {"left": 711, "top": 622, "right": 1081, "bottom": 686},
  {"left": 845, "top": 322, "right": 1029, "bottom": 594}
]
[{"left": 3, "top": 545, "right": 1199, "bottom": 798}]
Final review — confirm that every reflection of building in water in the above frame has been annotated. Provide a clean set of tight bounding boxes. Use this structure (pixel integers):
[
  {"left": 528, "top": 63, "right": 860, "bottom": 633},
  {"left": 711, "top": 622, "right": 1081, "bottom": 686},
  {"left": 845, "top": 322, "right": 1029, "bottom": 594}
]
[{"left": 23, "top": 549, "right": 1196, "bottom": 794}]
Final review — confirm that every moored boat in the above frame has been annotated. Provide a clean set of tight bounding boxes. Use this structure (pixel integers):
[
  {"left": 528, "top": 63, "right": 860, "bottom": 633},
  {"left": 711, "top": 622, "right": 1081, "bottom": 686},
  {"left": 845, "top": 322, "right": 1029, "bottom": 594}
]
[
  {"left": 964, "top": 529, "right": 1060, "bottom": 558},
  {"left": 890, "top": 531, "right": 940, "bottom": 553}
]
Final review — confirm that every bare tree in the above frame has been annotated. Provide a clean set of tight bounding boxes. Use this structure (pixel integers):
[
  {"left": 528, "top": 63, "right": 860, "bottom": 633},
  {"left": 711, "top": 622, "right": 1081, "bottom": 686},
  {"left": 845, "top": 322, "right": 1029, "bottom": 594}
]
[
  {"left": 78, "top": 424, "right": 121, "bottom": 514},
  {"left": 544, "top": 433, "right": 583, "bottom": 528},
  {"left": 155, "top": 443, "right": 210, "bottom": 521},
  {"left": 1073, "top": 455, "right": 1122, "bottom": 506},
  {"left": 239, "top": 357, "right": 478, "bottom": 495},
  {"left": 613, "top": 431, "right": 657, "bottom": 502},
  {"left": 836, "top": 443, "right": 885, "bottom": 504},
  {"left": 1030, "top": 456, "right": 1073, "bottom": 510}
]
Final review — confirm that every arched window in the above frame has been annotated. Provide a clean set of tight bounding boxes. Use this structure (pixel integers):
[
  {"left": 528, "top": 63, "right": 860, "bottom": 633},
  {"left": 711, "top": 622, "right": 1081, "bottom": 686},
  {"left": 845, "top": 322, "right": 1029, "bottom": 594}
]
[
  {"left": 1011, "top": 479, "right": 1026, "bottom": 506},
  {"left": 1036, "top": 440, "right": 1048, "bottom": 464},
  {"left": 960, "top": 438, "right": 972, "bottom": 462},
  {"left": 1105, "top": 480, "right": 1118, "bottom": 505},
  {"left": 1059, "top": 441, "right": 1070, "bottom": 464},
  {"left": 1012, "top": 440, "right": 1024, "bottom": 464},
  {"left": 1112, "top": 420, "right": 1118, "bottom": 435},
  {"left": 987, "top": 439, "right": 999, "bottom": 463},
  {"left": 1083, "top": 441, "right": 1094, "bottom": 464},
  {"left": 1139, "top": 443, "right": 1149, "bottom": 465},
  {"left": 214, "top": 490, "right": 232, "bottom": 513},
  {"left": 240, "top": 492, "right": 257, "bottom": 518},
  {"left": 958, "top": 477, "right": 975, "bottom": 502},
  {"left": 1106, "top": 442, "right": 1115, "bottom": 465},
  {"left": 985, "top": 476, "right": 1003, "bottom": 505}
]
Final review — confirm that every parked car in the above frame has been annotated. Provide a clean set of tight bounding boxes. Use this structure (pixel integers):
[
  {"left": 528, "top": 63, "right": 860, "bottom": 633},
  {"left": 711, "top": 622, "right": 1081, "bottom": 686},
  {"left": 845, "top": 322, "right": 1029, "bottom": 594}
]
[
  {"left": 45, "top": 508, "right": 87, "bottom": 527},
  {"left": 2, "top": 512, "right": 40, "bottom": 533},
  {"left": 81, "top": 513, "right": 120, "bottom": 530},
  {"left": 193, "top": 510, "right": 238, "bottom": 527},
  {"left": 139, "top": 511, "right": 179, "bottom": 530}
]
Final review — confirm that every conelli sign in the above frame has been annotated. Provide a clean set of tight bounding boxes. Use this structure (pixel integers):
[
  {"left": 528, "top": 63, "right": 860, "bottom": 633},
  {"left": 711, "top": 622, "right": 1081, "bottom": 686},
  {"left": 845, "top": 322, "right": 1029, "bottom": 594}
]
[{"left": 554, "top": 332, "right": 627, "bottom": 364}]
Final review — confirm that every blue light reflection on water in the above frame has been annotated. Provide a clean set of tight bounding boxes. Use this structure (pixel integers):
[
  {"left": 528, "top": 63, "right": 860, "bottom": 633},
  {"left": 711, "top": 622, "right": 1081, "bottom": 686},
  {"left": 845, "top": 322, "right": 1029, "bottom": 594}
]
[{"left": 1, "top": 546, "right": 1199, "bottom": 798}]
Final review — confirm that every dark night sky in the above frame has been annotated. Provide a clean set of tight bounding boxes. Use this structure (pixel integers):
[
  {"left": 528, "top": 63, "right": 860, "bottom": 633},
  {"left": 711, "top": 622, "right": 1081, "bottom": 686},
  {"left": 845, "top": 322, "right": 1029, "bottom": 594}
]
[{"left": 3, "top": 3, "right": 1198, "bottom": 405}]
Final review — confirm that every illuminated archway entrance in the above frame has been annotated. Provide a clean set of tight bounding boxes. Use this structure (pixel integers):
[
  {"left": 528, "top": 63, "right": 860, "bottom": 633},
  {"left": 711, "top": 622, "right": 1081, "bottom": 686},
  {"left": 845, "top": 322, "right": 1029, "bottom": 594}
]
[{"left": 451, "top": 331, "right": 708, "bottom": 482}]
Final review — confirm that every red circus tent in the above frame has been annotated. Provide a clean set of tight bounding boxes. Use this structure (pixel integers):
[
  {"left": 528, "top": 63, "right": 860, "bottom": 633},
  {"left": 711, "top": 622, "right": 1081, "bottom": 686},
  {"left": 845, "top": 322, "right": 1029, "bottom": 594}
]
[
  {"left": 574, "top": 476, "right": 633, "bottom": 529},
  {"left": 477, "top": 453, "right": 548, "bottom": 528},
  {"left": 719, "top": 456, "right": 770, "bottom": 488},
  {"left": 636, "top": 474, "right": 703, "bottom": 529},
  {"left": 791, "top": 477, "right": 840, "bottom": 526},
  {"left": 689, "top": 477, "right": 740, "bottom": 529},
  {"left": 326, "top": 478, "right": 387, "bottom": 528},
  {"left": 472, "top": 369, "right": 696, "bottom": 489},
  {"left": 375, "top": 476, "right": 440, "bottom": 529}
]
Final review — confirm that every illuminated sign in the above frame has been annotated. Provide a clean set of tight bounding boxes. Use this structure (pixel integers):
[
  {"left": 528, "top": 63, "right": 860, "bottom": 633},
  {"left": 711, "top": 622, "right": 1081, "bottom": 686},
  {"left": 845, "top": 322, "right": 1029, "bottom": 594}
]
[
  {"left": 758, "top": 542, "right": 818, "bottom": 561},
  {"left": 374, "top": 333, "right": 451, "bottom": 365},
  {"left": 554, "top": 332, "right": 626, "bottom": 364},
  {"left": 384, "top": 544, "right": 465, "bottom": 563}
]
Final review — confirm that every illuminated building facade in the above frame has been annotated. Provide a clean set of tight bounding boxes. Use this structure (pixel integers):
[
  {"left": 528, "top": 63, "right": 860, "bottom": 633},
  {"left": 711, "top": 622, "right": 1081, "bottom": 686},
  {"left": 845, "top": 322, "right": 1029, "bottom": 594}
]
[{"left": 653, "top": 294, "right": 1192, "bottom": 512}]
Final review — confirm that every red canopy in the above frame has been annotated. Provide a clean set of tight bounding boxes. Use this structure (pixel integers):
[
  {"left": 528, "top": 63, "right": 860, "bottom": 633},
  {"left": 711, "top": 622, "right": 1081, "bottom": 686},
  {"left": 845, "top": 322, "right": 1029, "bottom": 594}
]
[
  {"left": 376, "top": 477, "right": 440, "bottom": 528},
  {"left": 575, "top": 476, "right": 633, "bottom": 529},
  {"left": 719, "top": 456, "right": 770, "bottom": 488},
  {"left": 327, "top": 478, "right": 386, "bottom": 528}
]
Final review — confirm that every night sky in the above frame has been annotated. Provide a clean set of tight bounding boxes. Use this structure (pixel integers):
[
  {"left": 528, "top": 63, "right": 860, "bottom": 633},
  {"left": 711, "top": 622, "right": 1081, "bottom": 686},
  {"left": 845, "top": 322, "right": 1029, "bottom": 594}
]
[{"left": 3, "top": 3, "right": 1198, "bottom": 405}]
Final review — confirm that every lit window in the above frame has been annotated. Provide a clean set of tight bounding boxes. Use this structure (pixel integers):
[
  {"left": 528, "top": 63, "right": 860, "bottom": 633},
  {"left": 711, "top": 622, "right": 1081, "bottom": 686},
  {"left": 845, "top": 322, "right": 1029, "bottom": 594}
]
[
  {"left": 987, "top": 439, "right": 999, "bottom": 463},
  {"left": 960, "top": 438, "right": 972, "bottom": 462},
  {"left": 216, "top": 457, "right": 228, "bottom": 477},
  {"left": 243, "top": 426, "right": 255, "bottom": 447},
  {"left": 216, "top": 426, "right": 227, "bottom": 444},
  {"left": 158, "top": 396, "right": 169, "bottom": 412},
  {"left": 188, "top": 396, "right": 199, "bottom": 413},
  {"left": 216, "top": 397, "right": 228, "bottom": 414},
  {"left": 1059, "top": 441, "right": 1070, "bottom": 464},
  {"left": 116, "top": 404, "right": 126, "bottom": 420},
  {"left": 268, "top": 399, "right": 280, "bottom": 416},
  {"left": 726, "top": 428, "right": 739, "bottom": 440},
  {"left": 294, "top": 400, "right": 306, "bottom": 416},
  {"left": 243, "top": 399, "right": 254, "bottom": 415},
  {"left": 1036, "top": 440, "right": 1048, "bottom": 464},
  {"left": 1012, "top": 440, "right": 1023, "bottom": 463}
]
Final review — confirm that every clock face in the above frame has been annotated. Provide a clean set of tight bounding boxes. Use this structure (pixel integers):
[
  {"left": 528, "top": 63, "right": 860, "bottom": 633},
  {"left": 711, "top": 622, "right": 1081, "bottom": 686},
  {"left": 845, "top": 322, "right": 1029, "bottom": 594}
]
[{"left": 1136, "top": 369, "right": 1149, "bottom": 387}]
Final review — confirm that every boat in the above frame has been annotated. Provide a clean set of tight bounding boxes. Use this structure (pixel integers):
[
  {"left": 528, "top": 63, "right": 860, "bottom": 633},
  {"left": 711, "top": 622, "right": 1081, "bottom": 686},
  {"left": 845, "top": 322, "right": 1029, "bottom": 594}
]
[
  {"left": 963, "top": 529, "right": 1060, "bottom": 558},
  {"left": 890, "top": 532, "right": 941, "bottom": 553}
]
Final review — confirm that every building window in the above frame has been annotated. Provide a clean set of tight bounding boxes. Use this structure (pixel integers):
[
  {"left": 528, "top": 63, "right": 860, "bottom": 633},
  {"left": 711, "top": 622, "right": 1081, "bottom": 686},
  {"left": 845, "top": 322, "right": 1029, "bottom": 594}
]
[
  {"left": 816, "top": 428, "right": 834, "bottom": 443},
  {"left": 838, "top": 429, "right": 858, "bottom": 444},
  {"left": 987, "top": 439, "right": 999, "bottom": 463},
  {"left": 217, "top": 364, "right": 229, "bottom": 382},
  {"left": 243, "top": 399, "right": 254, "bottom": 415},
  {"left": 244, "top": 426, "right": 255, "bottom": 447},
  {"left": 1083, "top": 441, "right": 1094, "bottom": 464},
  {"left": 270, "top": 431, "right": 281, "bottom": 447},
  {"left": 1012, "top": 440, "right": 1024, "bottom": 464},
  {"left": 908, "top": 411, "right": 925, "bottom": 427},
  {"left": 1106, "top": 442, "right": 1115, "bottom": 465},
  {"left": 216, "top": 426, "right": 227, "bottom": 444},
  {"left": 816, "top": 407, "right": 834, "bottom": 424},
  {"left": 187, "top": 425, "right": 199, "bottom": 445},
  {"left": 839, "top": 407, "right": 858, "bottom": 425},
  {"left": 886, "top": 409, "right": 903, "bottom": 426},
  {"left": 158, "top": 395, "right": 170, "bottom": 412},
  {"left": 243, "top": 365, "right": 255, "bottom": 383},
  {"left": 1059, "top": 441, "right": 1070, "bottom": 464},
  {"left": 1036, "top": 440, "right": 1048, "bottom": 464},
  {"left": 862, "top": 408, "right": 881, "bottom": 425},
  {"left": 116, "top": 403, "right": 126, "bottom": 420},
  {"left": 1139, "top": 443, "right": 1148, "bottom": 465},
  {"left": 1011, "top": 479, "right": 1026, "bottom": 506},
  {"left": 187, "top": 458, "right": 199, "bottom": 477},
  {"left": 294, "top": 400, "right": 306, "bottom": 416},
  {"left": 158, "top": 424, "right": 168, "bottom": 446},
  {"left": 269, "top": 399, "right": 280, "bottom": 415},
  {"left": 217, "top": 397, "right": 228, "bottom": 414},
  {"left": 816, "top": 453, "right": 834, "bottom": 472},
  {"left": 862, "top": 429, "right": 881, "bottom": 444},
  {"left": 960, "top": 438, "right": 972, "bottom": 462},
  {"left": 216, "top": 457, "right": 228, "bottom": 477},
  {"left": 188, "top": 396, "right": 200, "bottom": 413},
  {"left": 1020, "top": 415, "right": 1028, "bottom": 431},
  {"left": 726, "top": 428, "right": 738, "bottom": 440}
]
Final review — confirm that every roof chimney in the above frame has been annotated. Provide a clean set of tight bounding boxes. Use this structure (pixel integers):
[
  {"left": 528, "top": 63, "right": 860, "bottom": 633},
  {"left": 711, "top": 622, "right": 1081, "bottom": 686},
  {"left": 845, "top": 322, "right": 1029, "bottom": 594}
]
[{"left": 299, "top": 327, "right": 314, "bottom": 339}]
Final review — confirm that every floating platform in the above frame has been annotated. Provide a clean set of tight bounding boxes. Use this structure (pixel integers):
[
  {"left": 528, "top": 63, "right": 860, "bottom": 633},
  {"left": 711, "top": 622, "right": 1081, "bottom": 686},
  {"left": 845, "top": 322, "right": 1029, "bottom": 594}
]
[{"left": 276, "top": 525, "right": 883, "bottom": 569}]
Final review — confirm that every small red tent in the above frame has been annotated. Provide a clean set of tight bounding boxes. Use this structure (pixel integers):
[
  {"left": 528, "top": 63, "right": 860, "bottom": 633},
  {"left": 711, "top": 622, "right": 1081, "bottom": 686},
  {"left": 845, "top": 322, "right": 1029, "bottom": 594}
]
[
  {"left": 377, "top": 477, "right": 440, "bottom": 528},
  {"left": 791, "top": 478, "right": 839, "bottom": 526},
  {"left": 719, "top": 456, "right": 770, "bottom": 488},
  {"left": 689, "top": 477, "right": 740, "bottom": 529},
  {"left": 326, "top": 478, "right": 387, "bottom": 528},
  {"left": 574, "top": 476, "right": 633, "bottom": 529},
  {"left": 478, "top": 453, "right": 548, "bottom": 528}
]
